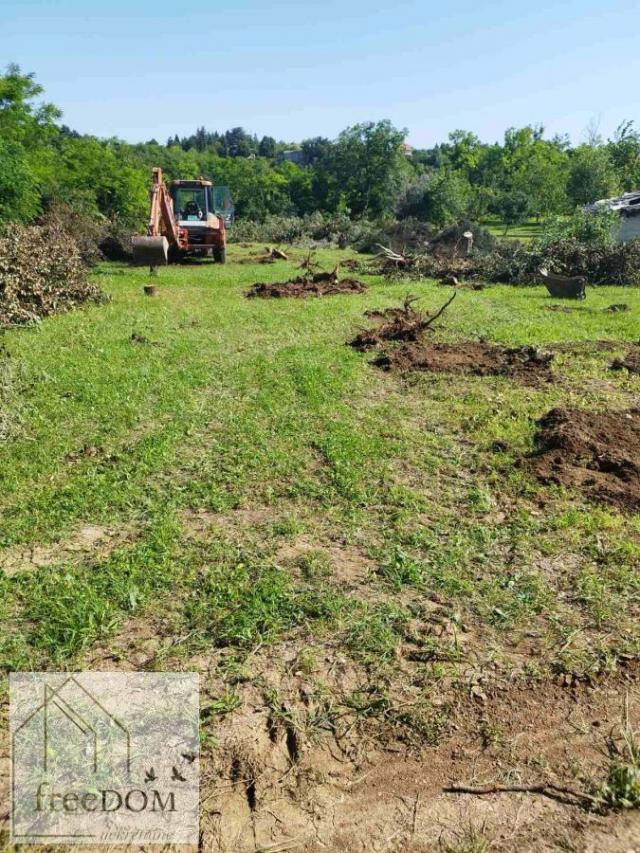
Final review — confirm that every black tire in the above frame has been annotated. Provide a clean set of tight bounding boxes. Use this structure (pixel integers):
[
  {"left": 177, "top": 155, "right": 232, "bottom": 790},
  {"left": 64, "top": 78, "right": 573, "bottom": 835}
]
[{"left": 213, "top": 247, "right": 226, "bottom": 264}]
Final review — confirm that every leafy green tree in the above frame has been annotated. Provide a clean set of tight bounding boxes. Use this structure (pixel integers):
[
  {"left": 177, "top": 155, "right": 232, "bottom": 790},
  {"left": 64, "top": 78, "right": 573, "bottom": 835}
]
[
  {"left": 608, "top": 121, "right": 640, "bottom": 192},
  {"left": 396, "top": 169, "right": 473, "bottom": 226},
  {"left": 0, "top": 139, "right": 40, "bottom": 221},
  {"left": 221, "top": 127, "right": 256, "bottom": 158},
  {"left": 495, "top": 190, "right": 531, "bottom": 234},
  {"left": 46, "top": 136, "right": 148, "bottom": 227},
  {"left": 275, "top": 161, "right": 314, "bottom": 214},
  {"left": 322, "top": 120, "right": 408, "bottom": 217},
  {"left": 258, "top": 136, "right": 277, "bottom": 158},
  {"left": 205, "top": 156, "right": 291, "bottom": 218},
  {"left": 300, "top": 136, "right": 330, "bottom": 166},
  {"left": 567, "top": 145, "right": 620, "bottom": 206},
  {"left": 514, "top": 143, "right": 569, "bottom": 218},
  {"left": 441, "top": 130, "right": 483, "bottom": 175},
  {"left": 497, "top": 126, "right": 569, "bottom": 219},
  {"left": 0, "top": 63, "right": 60, "bottom": 148},
  {"left": 0, "top": 65, "right": 63, "bottom": 221}
]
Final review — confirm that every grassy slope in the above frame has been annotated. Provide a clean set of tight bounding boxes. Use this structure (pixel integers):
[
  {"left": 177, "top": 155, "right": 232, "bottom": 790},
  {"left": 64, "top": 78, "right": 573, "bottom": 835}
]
[{"left": 1, "top": 246, "right": 640, "bottom": 698}]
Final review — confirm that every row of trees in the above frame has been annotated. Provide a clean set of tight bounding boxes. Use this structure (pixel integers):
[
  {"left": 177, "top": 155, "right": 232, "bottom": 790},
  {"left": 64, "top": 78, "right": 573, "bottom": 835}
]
[{"left": 2, "top": 64, "right": 640, "bottom": 231}]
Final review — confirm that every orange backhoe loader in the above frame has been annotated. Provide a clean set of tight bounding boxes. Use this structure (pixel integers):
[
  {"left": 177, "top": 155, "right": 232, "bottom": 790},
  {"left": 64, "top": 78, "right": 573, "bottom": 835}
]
[{"left": 132, "top": 167, "right": 233, "bottom": 266}]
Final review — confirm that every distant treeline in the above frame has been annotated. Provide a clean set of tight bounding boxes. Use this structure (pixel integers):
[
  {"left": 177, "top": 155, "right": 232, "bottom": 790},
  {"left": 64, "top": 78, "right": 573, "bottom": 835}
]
[{"left": 1, "top": 64, "right": 639, "bottom": 230}]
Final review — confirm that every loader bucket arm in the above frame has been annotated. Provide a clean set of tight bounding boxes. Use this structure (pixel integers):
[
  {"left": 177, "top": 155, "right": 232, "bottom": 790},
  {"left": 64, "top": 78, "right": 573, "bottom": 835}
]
[{"left": 132, "top": 167, "right": 183, "bottom": 266}]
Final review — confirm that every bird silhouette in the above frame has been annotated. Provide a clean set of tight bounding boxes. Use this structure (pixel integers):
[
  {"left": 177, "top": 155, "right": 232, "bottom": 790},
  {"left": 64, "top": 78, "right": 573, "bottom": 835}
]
[
  {"left": 171, "top": 766, "right": 187, "bottom": 782},
  {"left": 144, "top": 768, "right": 157, "bottom": 784},
  {"left": 181, "top": 752, "right": 196, "bottom": 764}
]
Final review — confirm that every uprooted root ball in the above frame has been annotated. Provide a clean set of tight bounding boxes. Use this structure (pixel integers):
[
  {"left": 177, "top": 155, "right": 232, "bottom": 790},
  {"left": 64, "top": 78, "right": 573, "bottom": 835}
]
[
  {"left": 247, "top": 271, "right": 367, "bottom": 299},
  {"left": 350, "top": 296, "right": 430, "bottom": 350},
  {"left": 525, "top": 407, "right": 640, "bottom": 511},
  {"left": 350, "top": 293, "right": 457, "bottom": 351},
  {"left": 349, "top": 294, "right": 550, "bottom": 383}
]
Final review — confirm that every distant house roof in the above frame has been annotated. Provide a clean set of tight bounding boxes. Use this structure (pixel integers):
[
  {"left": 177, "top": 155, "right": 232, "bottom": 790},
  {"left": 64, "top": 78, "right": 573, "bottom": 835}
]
[
  {"left": 587, "top": 190, "right": 640, "bottom": 217},
  {"left": 586, "top": 190, "right": 640, "bottom": 242}
]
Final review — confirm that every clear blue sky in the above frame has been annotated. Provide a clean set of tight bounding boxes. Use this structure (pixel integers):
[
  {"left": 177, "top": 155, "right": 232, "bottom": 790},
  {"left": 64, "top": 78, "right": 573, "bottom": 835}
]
[{"left": 3, "top": 0, "right": 639, "bottom": 147}]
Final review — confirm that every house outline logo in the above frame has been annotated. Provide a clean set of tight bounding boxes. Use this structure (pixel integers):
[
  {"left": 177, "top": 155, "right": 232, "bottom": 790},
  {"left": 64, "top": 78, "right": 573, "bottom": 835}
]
[
  {"left": 12, "top": 675, "right": 131, "bottom": 777},
  {"left": 10, "top": 672, "right": 200, "bottom": 845}
]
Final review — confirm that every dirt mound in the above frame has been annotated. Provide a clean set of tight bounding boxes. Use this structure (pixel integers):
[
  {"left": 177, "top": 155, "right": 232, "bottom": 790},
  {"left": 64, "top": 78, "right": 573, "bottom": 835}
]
[
  {"left": 247, "top": 271, "right": 367, "bottom": 299},
  {"left": 350, "top": 294, "right": 550, "bottom": 383},
  {"left": 339, "top": 258, "right": 363, "bottom": 272},
  {"left": 374, "top": 341, "right": 554, "bottom": 383},
  {"left": 611, "top": 346, "right": 640, "bottom": 374},
  {"left": 526, "top": 407, "right": 640, "bottom": 511}
]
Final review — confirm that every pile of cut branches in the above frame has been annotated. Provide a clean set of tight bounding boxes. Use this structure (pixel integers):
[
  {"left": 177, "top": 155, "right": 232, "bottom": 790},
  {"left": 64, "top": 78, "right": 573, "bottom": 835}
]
[
  {"left": 0, "top": 222, "right": 106, "bottom": 327},
  {"left": 373, "top": 216, "right": 640, "bottom": 287}
]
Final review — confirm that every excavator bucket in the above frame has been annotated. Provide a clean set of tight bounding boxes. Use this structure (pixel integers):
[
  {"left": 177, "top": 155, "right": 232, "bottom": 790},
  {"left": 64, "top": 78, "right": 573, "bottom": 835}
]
[{"left": 131, "top": 236, "right": 169, "bottom": 266}]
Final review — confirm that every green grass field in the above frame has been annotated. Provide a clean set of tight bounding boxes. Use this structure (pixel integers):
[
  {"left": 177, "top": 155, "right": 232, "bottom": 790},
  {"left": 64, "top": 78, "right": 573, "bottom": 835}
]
[
  {"left": 483, "top": 218, "right": 544, "bottom": 242},
  {"left": 2, "top": 245, "right": 640, "bottom": 849}
]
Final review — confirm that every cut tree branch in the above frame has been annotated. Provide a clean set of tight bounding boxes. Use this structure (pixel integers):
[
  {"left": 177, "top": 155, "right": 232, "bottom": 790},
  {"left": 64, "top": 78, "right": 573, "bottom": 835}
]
[
  {"left": 421, "top": 291, "right": 457, "bottom": 330},
  {"left": 443, "top": 781, "right": 604, "bottom": 809}
]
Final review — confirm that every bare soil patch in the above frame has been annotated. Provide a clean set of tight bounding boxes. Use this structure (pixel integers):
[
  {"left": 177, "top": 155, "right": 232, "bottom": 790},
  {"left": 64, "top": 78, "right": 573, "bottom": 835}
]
[
  {"left": 247, "top": 271, "right": 367, "bottom": 299},
  {"left": 526, "top": 407, "right": 640, "bottom": 511},
  {"left": 84, "top": 614, "right": 167, "bottom": 670},
  {"left": 196, "top": 649, "right": 640, "bottom": 853},
  {"left": 3, "top": 629, "right": 640, "bottom": 852},
  {"left": 275, "top": 535, "right": 376, "bottom": 594},
  {"left": 0, "top": 524, "right": 129, "bottom": 577},
  {"left": 374, "top": 341, "right": 554, "bottom": 383}
]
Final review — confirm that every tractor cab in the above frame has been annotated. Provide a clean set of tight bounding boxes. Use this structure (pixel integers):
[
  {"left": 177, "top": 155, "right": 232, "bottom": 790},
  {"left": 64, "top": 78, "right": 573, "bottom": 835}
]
[
  {"left": 170, "top": 180, "right": 234, "bottom": 225},
  {"left": 169, "top": 179, "right": 233, "bottom": 262}
]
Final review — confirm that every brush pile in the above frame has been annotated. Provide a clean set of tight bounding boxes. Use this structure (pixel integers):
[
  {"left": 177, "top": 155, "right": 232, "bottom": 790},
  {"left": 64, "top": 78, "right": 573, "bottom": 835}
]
[
  {"left": 372, "top": 222, "right": 503, "bottom": 282},
  {"left": 532, "top": 237, "right": 640, "bottom": 285},
  {"left": 371, "top": 215, "right": 640, "bottom": 286},
  {"left": 0, "top": 222, "right": 106, "bottom": 327}
]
